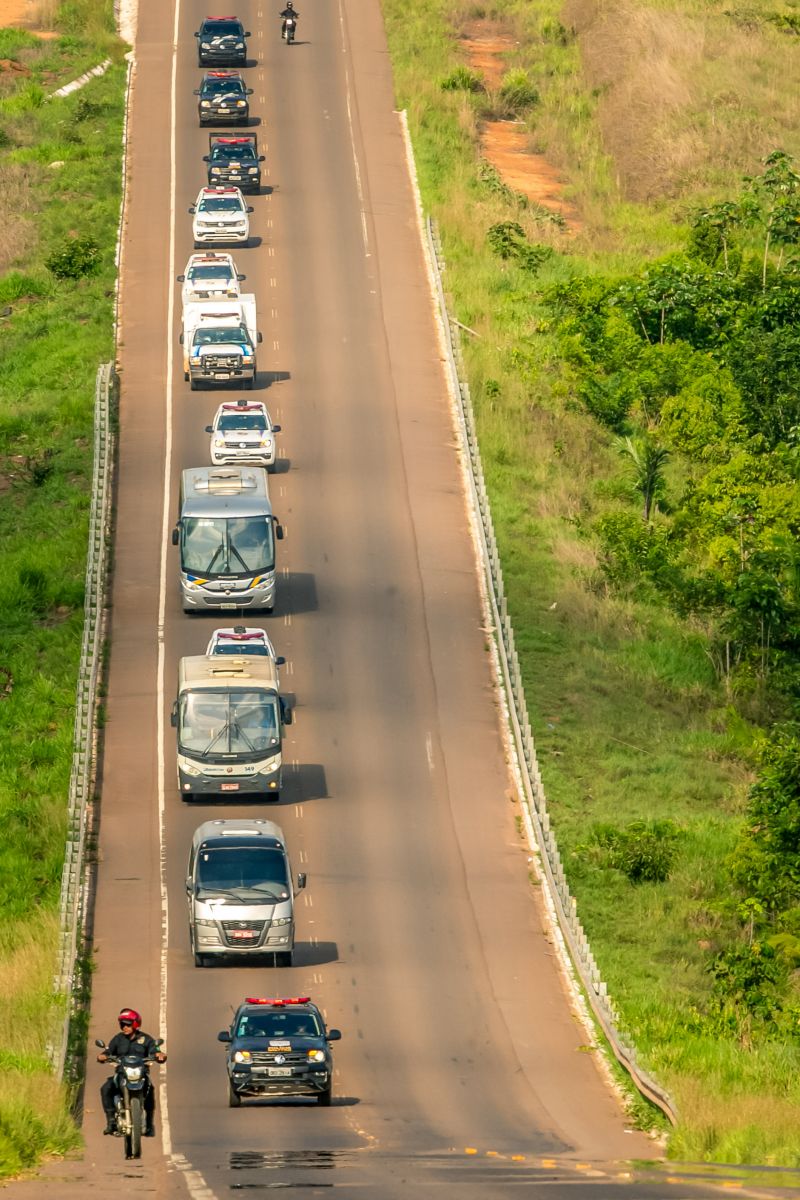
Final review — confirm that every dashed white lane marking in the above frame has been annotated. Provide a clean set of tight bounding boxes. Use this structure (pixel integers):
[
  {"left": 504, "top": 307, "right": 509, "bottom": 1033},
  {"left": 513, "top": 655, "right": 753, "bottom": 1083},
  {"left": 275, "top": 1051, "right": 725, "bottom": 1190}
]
[{"left": 426, "top": 732, "right": 434, "bottom": 771}]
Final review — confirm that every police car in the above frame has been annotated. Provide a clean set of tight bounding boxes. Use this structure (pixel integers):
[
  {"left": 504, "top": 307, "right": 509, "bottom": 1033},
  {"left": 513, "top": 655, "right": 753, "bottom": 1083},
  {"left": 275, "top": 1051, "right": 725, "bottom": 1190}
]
[
  {"left": 218, "top": 997, "right": 341, "bottom": 1107},
  {"left": 195, "top": 16, "right": 250, "bottom": 66},
  {"left": 205, "top": 399, "right": 280, "bottom": 468},
  {"left": 195, "top": 71, "right": 252, "bottom": 126},
  {"left": 178, "top": 253, "right": 244, "bottom": 305},
  {"left": 206, "top": 625, "right": 284, "bottom": 667},
  {"left": 189, "top": 187, "right": 252, "bottom": 248}
]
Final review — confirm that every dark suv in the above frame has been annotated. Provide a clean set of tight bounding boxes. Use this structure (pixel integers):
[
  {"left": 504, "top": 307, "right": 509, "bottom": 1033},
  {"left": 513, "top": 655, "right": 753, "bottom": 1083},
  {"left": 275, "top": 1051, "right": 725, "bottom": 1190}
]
[
  {"left": 218, "top": 997, "right": 341, "bottom": 1107},
  {"left": 195, "top": 17, "right": 250, "bottom": 67},
  {"left": 195, "top": 72, "right": 252, "bottom": 126}
]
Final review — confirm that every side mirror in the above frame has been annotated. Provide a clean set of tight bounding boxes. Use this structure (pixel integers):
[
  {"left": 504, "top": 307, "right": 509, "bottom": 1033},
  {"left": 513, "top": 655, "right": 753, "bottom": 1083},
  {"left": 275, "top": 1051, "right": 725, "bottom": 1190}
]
[
  {"left": 247, "top": 206, "right": 254, "bottom": 213},
  {"left": 272, "top": 424, "right": 281, "bottom": 433},
  {"left": 275, "top": 523, "right": 284, "bottom": 540},
  {"left": 258, "top": 155, "right": 265, "bottom": 162},
  {"left": 237, "top": 274, "right": 246, "bottom": 281},
  {"left": 178, "top": 333, "right": 184, "bottom": 344},
  {"left": 155, "top": 1038, "right": 165, "bottom": 1047},
  {"left": 170, "top": 701, "right": 178, "bottom": 728},
  {"left": 193, "top": 89, "right": 200, "bottom": 96},
  {"left": 172, "top": 528, "right": 179, "bottom": 546},
  {"left": 202, "top": 155, "right": 210, "bottom": 163},
  {"left": 327, "top": 1030, "right": 342, "bottom": 1042},
  {"left": 188, "top": 207, "right": 196, "bottom": 214},
  {"left": 204, "top": 425, "right": 213, "bottom": 433},
  {"left": 256, "top": 331, "right": 263, "bottom": 344},
  {"left": 194, "top": 31, "right": 199, "bottom": 36},
  {"left": 296, "top": 872, "right": 306, "bottom": 891},
  {"left": 95, "top": 1039, "right": 106, "bottom": 1049},
  {"left": 246, "top": 89, "right": 253, "bottom": 95},
  {"left": 217, "top": 1030, "right": 232, "bottom": 1043},
  {"left": 177, "top": 274, "right": 186, "bottom": 282},
  {"left": 245, "top": 30, "right": 251, "bottom": 36},
  {"left": 283, "top": 706, "right": 293, "bottom": 726},
  {"left": 276, "top": 655, "right": 286, "bottom": 666}
]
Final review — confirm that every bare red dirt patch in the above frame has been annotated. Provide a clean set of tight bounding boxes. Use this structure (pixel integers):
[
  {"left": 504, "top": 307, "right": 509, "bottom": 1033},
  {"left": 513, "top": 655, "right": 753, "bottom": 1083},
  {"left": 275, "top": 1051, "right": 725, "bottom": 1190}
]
[{"left": 0, "top": 0, "right": 57, "bottom": 37}]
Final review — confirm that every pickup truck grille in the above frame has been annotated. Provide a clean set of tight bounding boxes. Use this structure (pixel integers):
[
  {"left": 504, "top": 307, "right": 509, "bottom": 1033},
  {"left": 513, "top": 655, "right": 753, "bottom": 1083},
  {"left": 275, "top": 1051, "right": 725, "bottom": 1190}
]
[
  {"left": 250, "top": 1050, "right": 307, "bottom": 1066},
  {"left": 205, "top": 355, "right": 242, "bottom": 369}
]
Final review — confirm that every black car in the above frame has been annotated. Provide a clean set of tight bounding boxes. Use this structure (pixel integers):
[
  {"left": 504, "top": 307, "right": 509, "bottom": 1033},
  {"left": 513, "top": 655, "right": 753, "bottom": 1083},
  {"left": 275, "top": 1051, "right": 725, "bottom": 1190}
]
[
  {"left": 195, "top": 17, "right": 250, "bottom": 66},
  {"left": 218, "top": 996, "right": 341, "bottom": 1107},
  {"left": 195, "top": 72, "right": 252, "bottom": 126},
  {"left": 204, "top": 133, "right": 264, "bottom": 194}
]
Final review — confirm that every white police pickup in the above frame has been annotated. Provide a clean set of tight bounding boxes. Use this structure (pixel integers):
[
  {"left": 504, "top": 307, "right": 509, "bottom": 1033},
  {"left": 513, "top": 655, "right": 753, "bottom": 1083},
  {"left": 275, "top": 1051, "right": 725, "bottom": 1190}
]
[
  {"left": 205, "top": 400, "right": 280, "bottom": 468},
  {"left": 178, "top": 253, "right": 244, "bottom": 306},
  {"left": 190, "top": 186, "right": 252, "bottom": 248}
]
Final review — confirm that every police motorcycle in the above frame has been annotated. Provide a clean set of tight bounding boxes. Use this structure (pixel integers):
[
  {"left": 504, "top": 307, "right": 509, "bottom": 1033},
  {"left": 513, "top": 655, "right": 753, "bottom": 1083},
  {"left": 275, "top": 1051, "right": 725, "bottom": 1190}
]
[
  {"left": 282, "top": 13, "right": 296, "bottom": 42},
  {"left": 95, "top": 1037, "right": 164, "bottom": 1159}
]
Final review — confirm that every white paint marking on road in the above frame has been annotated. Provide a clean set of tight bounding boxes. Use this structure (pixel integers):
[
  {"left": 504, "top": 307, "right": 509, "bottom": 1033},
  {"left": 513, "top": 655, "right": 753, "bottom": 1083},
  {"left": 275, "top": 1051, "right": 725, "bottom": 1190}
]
[
  {"left": 160, "top": 1, "right": 217, "bottom": 1196},
  {"left": 268, "top": 246, "right": 275, "bottom": 257},
  {"left": 284, "top": 613, "right": 292, "bottom": 627},
  {"left": 271, "top": 306, "right": 278, "bottom": 317},
  {"left": 300, "top": 849, "right": 308, "bottom": 863},
  {"left": 295, "top": 804, "right": 303, "bottom": 818},
  {"left": 271, "top": 277, "right": 277, "bottom": 287},
  {"left": 426, "top": 732, "right": 434, "bottom": 771},
  {"left": 273, "top": 339, "right": 280, "bottom": 350},
  {"left": 337, "top": 0, "right": 371, "bottom": 258}
]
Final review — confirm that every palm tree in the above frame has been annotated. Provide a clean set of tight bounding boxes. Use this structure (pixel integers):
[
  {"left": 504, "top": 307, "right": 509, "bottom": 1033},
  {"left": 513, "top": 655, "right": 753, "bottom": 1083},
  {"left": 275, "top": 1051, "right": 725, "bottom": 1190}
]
[{"left": 616, "top": 436, "right": 670, "bottom": 522}]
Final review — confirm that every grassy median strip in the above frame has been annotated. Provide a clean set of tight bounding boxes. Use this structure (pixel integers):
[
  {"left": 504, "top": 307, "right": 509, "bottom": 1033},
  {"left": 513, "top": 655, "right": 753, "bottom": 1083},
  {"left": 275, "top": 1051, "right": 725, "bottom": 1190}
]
[
  {"left": 383, "top": 0, "right": 800, "bottom": 1165},
  {"left": 0, "top": 0, "right": 125, "bottom": 1178}
]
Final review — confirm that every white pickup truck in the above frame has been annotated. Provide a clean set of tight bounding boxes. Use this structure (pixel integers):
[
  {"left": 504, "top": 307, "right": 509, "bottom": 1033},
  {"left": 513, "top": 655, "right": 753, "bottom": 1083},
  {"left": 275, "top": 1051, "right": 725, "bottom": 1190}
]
[{"left": 181, "top": 295, "right": 261, "bottom": 390}]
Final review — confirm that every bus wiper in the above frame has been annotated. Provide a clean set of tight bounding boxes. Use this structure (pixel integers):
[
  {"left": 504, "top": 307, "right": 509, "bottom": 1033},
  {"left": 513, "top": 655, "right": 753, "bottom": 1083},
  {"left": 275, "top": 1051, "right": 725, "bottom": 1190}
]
[{"left": 201, "top": 720, "right": 232, "bottom": 758}]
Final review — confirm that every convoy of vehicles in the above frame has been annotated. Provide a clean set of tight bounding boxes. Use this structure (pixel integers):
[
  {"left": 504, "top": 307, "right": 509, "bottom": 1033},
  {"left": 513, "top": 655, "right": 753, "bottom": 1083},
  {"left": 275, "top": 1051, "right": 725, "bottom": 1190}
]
[
  {"left": 204, "top": 134, "right": 264, "bottom": 193},
  {"left": 100, "top": 16, "right": 346, "bottom": 1128},
  {"left": 195, "top": 70, "right": 252, "bottom": 125},
  {"left": 190, "top": 186, "right": 253, "bottom": 248},
  {"left": 206, "top": 399, "right": 280, "bottom": 467},
  {"left": 172, "top": 466, "right": 283, "bottom": 613},
  {"left": 181, "top": 294, "right": 261, "bottom": 389},
  {"left": 218, "top": 996, "right": 341, "bottom": 1107},
  {"left": 186, "top": 819, "right": 306, "bottom": 966}
]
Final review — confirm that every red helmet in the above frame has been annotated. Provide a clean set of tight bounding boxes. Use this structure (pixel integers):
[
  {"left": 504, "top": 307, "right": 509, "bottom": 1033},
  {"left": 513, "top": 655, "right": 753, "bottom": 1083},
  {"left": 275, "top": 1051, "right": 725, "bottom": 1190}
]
[{"left": 118, "top": 1008, "right": 142, "bottom": 1031}]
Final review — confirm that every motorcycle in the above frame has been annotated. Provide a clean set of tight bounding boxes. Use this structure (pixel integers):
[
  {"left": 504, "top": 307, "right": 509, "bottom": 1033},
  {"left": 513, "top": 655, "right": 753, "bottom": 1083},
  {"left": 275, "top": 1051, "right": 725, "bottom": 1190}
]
[
  {"left": 282, "top": 16, "right": 296, "bottom": 43},
  {"left": 96, "top": 1038, "right": 164, "bottom": 1160}
]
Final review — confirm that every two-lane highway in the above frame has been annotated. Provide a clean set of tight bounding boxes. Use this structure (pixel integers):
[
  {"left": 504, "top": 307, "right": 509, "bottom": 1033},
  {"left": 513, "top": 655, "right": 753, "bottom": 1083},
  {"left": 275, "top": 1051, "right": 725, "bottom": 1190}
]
[{"left": 5, "top": 0, "right": 700, "bottom": 1195}]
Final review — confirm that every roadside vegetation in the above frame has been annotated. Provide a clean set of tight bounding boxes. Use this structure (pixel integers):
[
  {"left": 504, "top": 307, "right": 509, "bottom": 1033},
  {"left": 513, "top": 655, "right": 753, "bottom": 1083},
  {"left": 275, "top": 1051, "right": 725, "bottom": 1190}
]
[
  {"left": 382, "top": 0, "right": 800, "bottom": 1165},
  {"left": 0, "top": 0, "right": 125, "bottom": 1178}
]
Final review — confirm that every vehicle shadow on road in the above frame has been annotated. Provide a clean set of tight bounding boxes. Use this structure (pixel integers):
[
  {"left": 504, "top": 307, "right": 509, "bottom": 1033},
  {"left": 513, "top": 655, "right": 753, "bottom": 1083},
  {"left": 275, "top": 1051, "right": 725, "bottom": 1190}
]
[
  {"left": 264, "top": 369, "right": 291, "bottom": 388},
  {"left": 282, "top": 762, "right": 328, "bottom": 806},
  {"left": 274, "top": 572, "right": 319, "bottom": 618},
  {"left": 294, "top": 940, "right": 339, "bottom": 967}
]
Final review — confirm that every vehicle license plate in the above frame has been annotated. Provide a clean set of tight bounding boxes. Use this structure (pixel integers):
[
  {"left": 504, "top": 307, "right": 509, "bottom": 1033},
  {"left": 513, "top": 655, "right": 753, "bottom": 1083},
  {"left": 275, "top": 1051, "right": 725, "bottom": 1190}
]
[
  {"left": 219, "top": 603, "right": 237, "bottom": 610},
  {"left": 220, "top": 782, "right": 240, "bottom": 791},
  {"left": 268, "top": 1067, "right": 293, "bottom": 1077},
  {"left": 229, "top": 929, "right": 255, "bottom": 939},
  {"left": 215, "top": 372, "right": 231, "bottom": 380}
]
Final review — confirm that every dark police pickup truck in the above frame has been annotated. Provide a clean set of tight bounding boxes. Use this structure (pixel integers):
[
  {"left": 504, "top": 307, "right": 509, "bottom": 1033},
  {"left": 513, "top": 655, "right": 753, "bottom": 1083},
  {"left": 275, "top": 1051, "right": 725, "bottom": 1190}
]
[
  {"left": 195, "top": 72, "right": 252, "bottom": 126},
  {"left": 195, "top": 17, "right": 250, "bottom": 67},
  {"left": 204, "top": 134, "right": 264, "bottom": 193},
  {"left": 219, "top": 996, "right": 342, "bottom": 1107}
]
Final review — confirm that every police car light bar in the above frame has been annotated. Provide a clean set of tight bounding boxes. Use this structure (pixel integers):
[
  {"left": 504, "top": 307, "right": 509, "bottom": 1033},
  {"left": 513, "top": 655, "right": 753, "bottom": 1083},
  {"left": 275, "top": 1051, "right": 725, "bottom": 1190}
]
[{"left": 244, "top": 997, "right": 311, "bottom": 1006}]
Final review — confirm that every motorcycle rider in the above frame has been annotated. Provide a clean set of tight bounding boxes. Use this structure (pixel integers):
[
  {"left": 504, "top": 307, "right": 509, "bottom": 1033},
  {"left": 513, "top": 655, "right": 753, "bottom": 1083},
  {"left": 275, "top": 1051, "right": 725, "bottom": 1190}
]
[
  {"left": 280, "top": 1, "right": 298, "bottom": 35},
  {"left": 98, "top": 1008, "right": 167, "bottom": 1138}
]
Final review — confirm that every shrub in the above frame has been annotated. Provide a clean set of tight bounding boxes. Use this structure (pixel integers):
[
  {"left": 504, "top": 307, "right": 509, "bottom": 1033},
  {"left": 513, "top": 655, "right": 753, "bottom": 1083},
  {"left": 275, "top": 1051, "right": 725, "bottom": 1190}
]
[
  {"left": 580, "top": 819, "right": 683, "bottom": 883},
  {"left": 487, "top": 221, "right": 552, "bottom": 273},
  {"left": 440, "top": 66, "right": 484, "bottom": 93},
  {"left": 498, "top": 70, "right": 539, "bottom": 114},
  {"left": 45, "top": 236, "right": 100, "bottom": 280}
]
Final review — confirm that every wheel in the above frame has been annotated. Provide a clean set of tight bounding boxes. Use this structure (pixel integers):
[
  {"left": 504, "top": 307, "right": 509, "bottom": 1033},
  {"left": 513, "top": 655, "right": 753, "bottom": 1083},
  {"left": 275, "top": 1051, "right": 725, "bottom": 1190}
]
[
  {"left": 228, "top": 1080, "right": 242, "bottom": 1108},
  {"left": 128, "top": 1095, "right": 143, "bottom": 1158},
  {"left": 190, "top": 378, "right": 198, "bottom": 391},
  {"left": 244, "top": 377, "right": 254, "bottom": 391},
  {"left": 317, "top": 1086, "right": 332, "bottom": 1107},
  {"left": 182, "top": 792, "right": 195, "bottom": 803},
  {"left": 194, "top": 952, "right": 207, "bottom": 967},
  {"left": 275, "top": 950, "right": 292, "bottom": 968}
]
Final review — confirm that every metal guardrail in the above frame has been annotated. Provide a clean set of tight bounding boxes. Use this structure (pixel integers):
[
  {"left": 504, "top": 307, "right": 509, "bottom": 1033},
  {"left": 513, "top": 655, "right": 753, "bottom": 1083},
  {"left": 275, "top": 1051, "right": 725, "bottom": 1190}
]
[
  {"left": 49, "top": 361, "right": 115, "bottom": 1079},
  {"left": 425, "top": 216, "right": 678, "bottom": 1126}
]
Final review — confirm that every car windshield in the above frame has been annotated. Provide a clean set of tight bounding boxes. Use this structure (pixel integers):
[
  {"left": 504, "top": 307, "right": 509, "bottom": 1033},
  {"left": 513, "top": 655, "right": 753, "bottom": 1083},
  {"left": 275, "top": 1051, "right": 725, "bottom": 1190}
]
[
  {"left": 211, "top": 144, "right": 255, "bottom": 162},
  {"left": 198, "top": 197, "right": 242, "bottom": 214},
  {"left": 203, "top": 79, "right": 245, "bottom": 95},
  {"left": 236, "top": 1011, "right": 321, "bottom": 1039},
  {"left": 181, "top": 515, "right": 275, "bottom": 576},
  {"left": 188, "top": 264, "right": 233, "bottom": 282},
  {"left": 218, "top": 413, "right": 266, "bottom": 431},
  {"left": 214, "top": 641, "right": 269, "bottom": 656},
  {"left": 194, "top": 325, "right": 250, "bottom": 345},
  {"left": 180, "top": 689, "right": 280, "bottom": 756},
  {"left": 196, "top": 846, "right": 288, "bottom": 898},
  {"left": 203, "top": 21, "right": 242, "bottom": 36}
]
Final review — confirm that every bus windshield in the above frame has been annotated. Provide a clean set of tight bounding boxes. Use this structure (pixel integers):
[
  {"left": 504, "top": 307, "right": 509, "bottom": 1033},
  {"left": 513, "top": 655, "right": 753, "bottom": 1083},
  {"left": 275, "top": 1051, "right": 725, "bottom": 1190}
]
[
  {"left": 182, "top": 515, "right": 274, "bottom": 576},
  {"left": 179, "top": 690, "right": 280, "bottom": 758}
]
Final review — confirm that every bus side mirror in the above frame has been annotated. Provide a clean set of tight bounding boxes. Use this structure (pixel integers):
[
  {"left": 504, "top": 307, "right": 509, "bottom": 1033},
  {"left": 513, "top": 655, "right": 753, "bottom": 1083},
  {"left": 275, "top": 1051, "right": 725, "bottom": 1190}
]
[
  {"left": 275, "top": 522, "right": 284, "bottom": 540},
  {"left": 172, "top": 528, "right": 179, "bottom": 546},
  {"left": 296, "top": 872, "right": 306, "bottom": 891},
  {"left": 170, "top": 701, "right": 178, "bottom": 728}
]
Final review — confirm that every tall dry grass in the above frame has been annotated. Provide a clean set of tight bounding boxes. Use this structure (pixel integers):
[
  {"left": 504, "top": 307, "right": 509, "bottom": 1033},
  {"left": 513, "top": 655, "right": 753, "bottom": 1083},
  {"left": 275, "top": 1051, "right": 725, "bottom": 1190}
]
[{"left": 0, "top": 163, "right": 36, "bottom": 273}]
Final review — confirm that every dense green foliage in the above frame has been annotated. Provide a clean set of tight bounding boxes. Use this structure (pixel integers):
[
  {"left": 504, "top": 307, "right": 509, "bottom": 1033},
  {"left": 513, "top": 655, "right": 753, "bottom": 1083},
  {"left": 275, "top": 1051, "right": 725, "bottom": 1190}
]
[{"left": 0, "top": 0, "right": 125, "bottom": 1178}]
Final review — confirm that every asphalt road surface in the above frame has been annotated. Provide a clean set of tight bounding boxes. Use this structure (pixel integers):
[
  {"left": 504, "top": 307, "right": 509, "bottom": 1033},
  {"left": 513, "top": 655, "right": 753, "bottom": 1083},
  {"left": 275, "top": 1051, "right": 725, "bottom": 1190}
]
[{"left": 2, "top": 0, "right": 739, "bottom": 1196}]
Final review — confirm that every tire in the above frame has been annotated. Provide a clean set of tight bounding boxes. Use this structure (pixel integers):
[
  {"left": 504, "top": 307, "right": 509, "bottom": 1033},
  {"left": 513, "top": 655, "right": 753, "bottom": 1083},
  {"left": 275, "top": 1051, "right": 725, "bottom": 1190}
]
[
  {"left": 190, "top": 378, "right": 198, "bottom": 391},
  {"left": 194, "top": 952, "right": 207, "bottom": 968},
  {"left": 317, "top": 1086, "right": 332, "bottom": 1107},
  {"left": 244, "top": 377, "right": 254, "bottom": 391},
  {"left": 276, "top": 950, "right": 292, "bottom": 968},
  {"left": 228, "top": 1080, "right": 242, "bottom": 1108},
  {"left": 128, "top": 1095, "right": 143, "bottom": 1159}
]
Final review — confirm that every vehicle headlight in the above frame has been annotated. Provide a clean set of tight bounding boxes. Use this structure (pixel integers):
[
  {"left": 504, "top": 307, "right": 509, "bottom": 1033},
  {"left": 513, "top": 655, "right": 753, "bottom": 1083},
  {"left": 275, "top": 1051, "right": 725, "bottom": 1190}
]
[
  {"left": 181, "top": 762, "right": 202, "bottom": 777},
  {"left": 200, "top": 101, "right": 211, "bottom": 107},
  {"left": 233, "top": 1050, "right": 251, "bottom": 1064},
  {"left": 259, "top": 437, "right": 273, "bottom": 448},
  {"left": 210, "top": 167, "right": 222, "bottom": 174},
  {"left": 212, "top": 436, "right": 226, "bottom": 448},
  {"left": 236, "top": 41, "right": 244, "bottom": 47},
  {"left": 201, "top": 42, "right": 211, "bottom": 48},
  {"left": 306, "top": 1050, "right": 326, "bottom": 1064},
  {"left": 236, "top": 100, "right": 246, "bottom": 107},
  {"left": 124, "top": 1066, "right": 143, "bottom": 1080},
  {"left": 241, "top": 354, "right": 253, "bottom": 364},
  {"left": 190, "top": 356, "right": 202, "bottom": 366},
  {"left": 195, "top": 918, "right": 217, "bottom": 928},
  {"left": 248, "top": 167, "right": 258, "bottom": 174},
  {"left": 257, "top": 759, "right": 278, "bottom": 775},
  {"left": 271, "top": 916, "right": 290, "bottom": 926}
]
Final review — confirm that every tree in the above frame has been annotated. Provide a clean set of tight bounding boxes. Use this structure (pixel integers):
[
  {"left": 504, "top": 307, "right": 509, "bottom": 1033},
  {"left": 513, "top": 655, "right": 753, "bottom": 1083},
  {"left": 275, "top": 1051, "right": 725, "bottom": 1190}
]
[{"left": 615, "top": 436, "right": 670, "bottom": 521}]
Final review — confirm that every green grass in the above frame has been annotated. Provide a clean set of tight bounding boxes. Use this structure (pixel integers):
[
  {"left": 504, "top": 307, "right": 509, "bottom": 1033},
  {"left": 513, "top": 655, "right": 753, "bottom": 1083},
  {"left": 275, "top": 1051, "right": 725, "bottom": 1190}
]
[
  {"left": 0, "top": 2, "right": 125, "bottom": 1179},
  {"left": 382, "top": 0, "right": 800, "bottom": 1167}
]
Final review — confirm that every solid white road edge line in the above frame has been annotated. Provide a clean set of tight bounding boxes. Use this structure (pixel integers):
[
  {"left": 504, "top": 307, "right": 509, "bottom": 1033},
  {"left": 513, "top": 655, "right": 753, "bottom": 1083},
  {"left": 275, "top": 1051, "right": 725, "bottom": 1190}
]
[
  {"left": 157, "top": 0, "right": 220, "bottom": 1194},
  {"left": 337, "top": 0, "right": 370, "bottom": 259}
]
